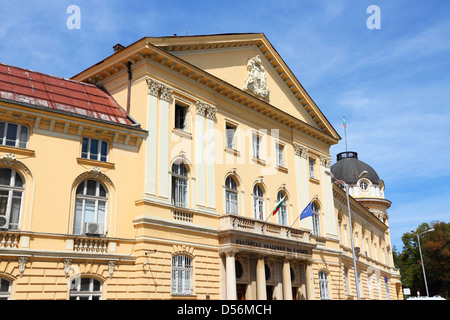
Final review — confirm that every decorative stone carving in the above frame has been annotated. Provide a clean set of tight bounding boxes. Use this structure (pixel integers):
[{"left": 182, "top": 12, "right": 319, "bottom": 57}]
[
  {"left": 159, "top": 85, "right": 173, "bottom": 102},
  {"left": 320, "top": 155, "right": 332, "bottom": 168},
  {"left": 196, "top": 101, "right": 216, "bottom": 120},
  {"left": 64, "top": 258, "right": 72, "bottom": 277},
  {"left": 196, "top": 101, "right": 208, "bottom": 116},
  {"left": 146, "top": 79, "right": 173, "bottom": 101},
  {"left": 206, "top": 105, "right": 217, "bottom": 121},
  {"left": 244, "top": 55, "right": 270, "bottom": 102},
  {"left": 108, "top": 260, "right": 116, "bottom": 278},
  {"left": 147, "top": 79, "right": 160, "bottom": 97},
  {"left": 18, "top": 256, "right": 28, "bottom": 277},
  {"left": 294, "top": 143, "right": 308, "bottom": 159}
]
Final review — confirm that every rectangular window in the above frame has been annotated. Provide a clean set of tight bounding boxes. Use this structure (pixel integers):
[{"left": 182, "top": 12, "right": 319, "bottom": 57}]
[
  {"left": 252, "top": 134, "right": 261, "bottom": 159},
  {"left": 0, "top": 122, "right": 29, "bottom": 149},
  {"left": 309, "top": 158, "right": 316, "bottom": 178},
  {"left": 276, "top": 143, "right": 284, "bottom": 167},
  {"left": 175, "top": 104, "right": 187, "bottom": 130},
  {"left": 225, "top": 124, "right": 236, "bottom": 149},
  {"left": 81, "top": 138, "right": 108, "bottom": 162}
]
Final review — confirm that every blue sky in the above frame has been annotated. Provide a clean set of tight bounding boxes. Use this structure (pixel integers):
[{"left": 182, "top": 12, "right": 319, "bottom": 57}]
[{"left": 1, "top": 0, "right": 449, "bottom": 251}]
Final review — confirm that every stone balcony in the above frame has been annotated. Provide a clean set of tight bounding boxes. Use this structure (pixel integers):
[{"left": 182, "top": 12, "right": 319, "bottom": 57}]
[{"left": 219, "top": 214, "right": 312, "bottom": 243}]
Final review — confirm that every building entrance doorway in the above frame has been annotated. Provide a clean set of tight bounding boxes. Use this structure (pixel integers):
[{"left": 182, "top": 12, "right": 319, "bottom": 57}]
[
  {"left": 237, "top": 284, "right": 246, "bottom": 300},
  {"left": 266, "top": 286, "right": 274, "bottom": 300}
]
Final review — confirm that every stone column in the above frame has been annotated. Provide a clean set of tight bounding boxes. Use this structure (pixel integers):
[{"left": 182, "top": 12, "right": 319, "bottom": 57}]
[
  {"left": 256, "top": 257, "right": 266, "bottom": 300},
  {"left": 225, "top": 252, "right": 237, "bottom": 300},
  {"left": 305, "top": 263, "right": 315, "bottom": 300},
  {"left": 282, "top": 259, "right": 293, "bottom": 300}
]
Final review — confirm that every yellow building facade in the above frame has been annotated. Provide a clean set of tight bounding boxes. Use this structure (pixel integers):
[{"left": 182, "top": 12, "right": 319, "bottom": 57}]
[{"left": 0, "top": 33, "right": 402, "bottom": 300}]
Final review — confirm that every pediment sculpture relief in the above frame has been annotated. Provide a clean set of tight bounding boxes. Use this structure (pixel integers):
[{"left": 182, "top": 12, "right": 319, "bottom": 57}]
[{"left": 244, "top": 55, "right": 270, "bottom": 102}]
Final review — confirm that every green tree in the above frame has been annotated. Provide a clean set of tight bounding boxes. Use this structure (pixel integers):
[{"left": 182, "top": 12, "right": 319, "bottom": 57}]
[{"left": 394, "top": 221, "right": 449, "bottom": 299}]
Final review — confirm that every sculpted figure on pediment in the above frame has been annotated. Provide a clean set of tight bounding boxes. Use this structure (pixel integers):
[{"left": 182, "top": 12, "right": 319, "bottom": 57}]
[{"left": 244, "top": 55, "right": 270, "bottom": 102}]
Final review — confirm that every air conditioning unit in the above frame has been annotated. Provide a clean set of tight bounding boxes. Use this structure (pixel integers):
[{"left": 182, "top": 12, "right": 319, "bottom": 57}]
[
  {"left": 84, "top": 222, "right": 104, "bottom": 236},
  {"left": 0, "top": 216, "right": 9, "bottom": 230}
]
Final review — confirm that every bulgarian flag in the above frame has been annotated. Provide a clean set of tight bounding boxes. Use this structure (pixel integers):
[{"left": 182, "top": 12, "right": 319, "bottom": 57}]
[
  {"left": 272, "top": 196, "right": 286, "bottom": 215},
  {"left": 343, "top": 117, "right": 347, "bottom": 128}
]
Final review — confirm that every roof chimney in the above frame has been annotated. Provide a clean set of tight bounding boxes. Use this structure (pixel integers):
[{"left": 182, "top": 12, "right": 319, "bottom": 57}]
[{"left": 113, "top": 43, "right": 125, "bottom": 53}]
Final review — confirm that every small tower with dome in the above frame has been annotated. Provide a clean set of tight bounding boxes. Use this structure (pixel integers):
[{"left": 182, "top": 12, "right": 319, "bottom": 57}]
[{"left": 330, "top": 151, "right": 391, "bottom": 224}]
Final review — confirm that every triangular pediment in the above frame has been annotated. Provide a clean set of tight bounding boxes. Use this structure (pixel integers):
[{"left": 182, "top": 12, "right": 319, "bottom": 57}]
[{"left": 147, "top": 33, "right": 339, "bottom": 139}]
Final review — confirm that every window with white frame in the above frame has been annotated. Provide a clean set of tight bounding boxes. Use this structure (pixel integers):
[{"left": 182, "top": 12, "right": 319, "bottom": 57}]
[
  {"left": 225, "top": 176, "right": 238, "bottom": 215},
  {"left": 73, "top": 180, "right": 107, "bottom": 235},
  {"left": 172, "top": 254, "right": 193, "bottom": 296},
  {"left": 225, "top": 123, "right": 236, "bottom": 149},
  {"left": 69, "top": 277, "right": 102, "bottom": 300},
  {"left": 172, "top": 162, "right": 188, "bottom": 208},
  {"left": 0, "top": 121, "right": 29, "bottom": 149},
  {"left": 0, "top": 168, "right": 24, "bottom": 230},
  {"left": 0, "top": 278, "right": 11, "bottom": 300},
  {"left": 81, "top": 137, "right": 108, "bottom": 162},
  {"left": 253, "top": 184, "right": 264, "bottom": 220},
  {"left": 252, "top": 133, "right": 261, "bottom": 159},
  {"left": 319, "top": 271, "right": 330, "bottom": 299},
  {"left": 276, "top": 143, "right": 284, "bottom": 167},
  {"left": 309, "top": 158, "right": 316, "bottom": 178},
  {"left": 174, "top": 103, "right": 187, "bottom": 130},
  {"left": 312, "top": 202, "right": 321, "bottom": 236},
  {"left": 277, "top": 191, "right": 288, "bottom": 225}
]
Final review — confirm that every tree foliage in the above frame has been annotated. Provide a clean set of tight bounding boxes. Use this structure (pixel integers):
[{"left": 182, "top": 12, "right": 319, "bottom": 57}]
[{"left": 393, "top": 221, "right": 449, "bottom": 299}]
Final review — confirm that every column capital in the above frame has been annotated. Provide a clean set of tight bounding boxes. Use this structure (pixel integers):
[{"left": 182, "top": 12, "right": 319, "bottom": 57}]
[
  {"left": 320, "top": 155, "right": 332, "bottom": 168},
  {"left": 294, "top": 143, "right": 308, "bottom": 158},
  {"left": 159, "top": 85, "right": 173, "bottom": 102}
]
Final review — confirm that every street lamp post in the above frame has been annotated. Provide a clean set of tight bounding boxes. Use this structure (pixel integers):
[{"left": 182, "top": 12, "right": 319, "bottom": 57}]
[
  {"left": 409, "top": 228, "right": 434, "bottom": 297},
  {"left": 325, "top": 170, "right": 368, "bottom": 300}
]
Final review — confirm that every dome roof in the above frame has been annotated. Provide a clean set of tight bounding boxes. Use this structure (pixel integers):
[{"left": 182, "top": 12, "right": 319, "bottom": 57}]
[{"left": 330, "top": 152, "right": 380, "bottom": 184}]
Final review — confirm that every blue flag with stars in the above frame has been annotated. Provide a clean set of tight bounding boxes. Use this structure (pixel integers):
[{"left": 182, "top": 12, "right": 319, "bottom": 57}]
[{"left": 300, "top": 201, "right": 313, "bottom": 220}]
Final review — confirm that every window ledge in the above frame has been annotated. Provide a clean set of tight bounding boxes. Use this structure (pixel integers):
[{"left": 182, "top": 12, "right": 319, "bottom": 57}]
[
  {"left": 251, "top": 157, "right": 266, "bottom": 166},
  {"left": 172, "top": 128, "right": 192, "bottom": 139},
  {"left": 224, "top": 147, "right": 240, "bottom": 156},
  {"left": 77, "top": 157, "right": 115, "bottom": 169},
  {"left": 0, "top": 145, "right": 35, "bottom": 157},
  {"left": 309, "top": 177, "right": 320, "bottom": 184},
  {"left": 276, "top": 165, "right": 288, "bottom": 173}
]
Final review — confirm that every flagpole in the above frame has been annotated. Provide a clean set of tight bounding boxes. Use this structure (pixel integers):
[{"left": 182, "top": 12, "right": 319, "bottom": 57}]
[{"left": 343, "top": 116, "right": 348, "bottom": 152}]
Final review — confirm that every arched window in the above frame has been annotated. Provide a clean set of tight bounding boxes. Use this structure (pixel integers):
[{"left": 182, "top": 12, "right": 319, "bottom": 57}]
[
  {"left": 276, "top": 191, "right": 288, "bottom": 225},
  {"left": 69, "top": 277, "right": 102, "bottom": 300},
  {"left": 73, "top": 180, "right": 107, "bottom": 235},
  {"left": 172, "top": 162, "right": 188, "bottom": 208},
  {"left": 0, "top": 168, "right": 24, "bottom": 230},
  {"left": 312, "top": 202, "right": 320, "bottom": 236},
  {"left": 172, "top": 254, "right": 193, "bottom": 296},
  {"left": 0, "top": 278, "right": 11, "bottom": 300},
  {"left": 225, "top": 176, "right": 238, "bottom": 215},
  {"left": 253, "top": 185, "right": 264, "bottom": 220},
  {"left": 319, "top": 271, "right": 330, "bottom": 300}
]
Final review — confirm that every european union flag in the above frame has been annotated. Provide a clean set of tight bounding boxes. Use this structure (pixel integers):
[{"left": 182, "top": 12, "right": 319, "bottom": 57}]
[{"left": 300, "top": 201, "right": 313, "bottom": 220}]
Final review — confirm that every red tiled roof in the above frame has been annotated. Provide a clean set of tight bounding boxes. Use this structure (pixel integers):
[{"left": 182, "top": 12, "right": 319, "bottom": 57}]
[{"left": 0, "top": 62, "right": 134, "bottom": 126}]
